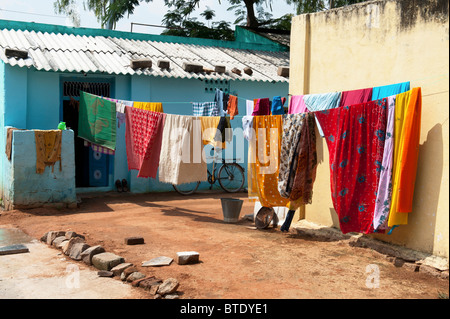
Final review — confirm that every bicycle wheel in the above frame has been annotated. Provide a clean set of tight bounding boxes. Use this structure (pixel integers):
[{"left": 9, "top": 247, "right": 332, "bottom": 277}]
[
  {"left": 172, "top": 181, "right": 200, "bottom": 195},
  {"left": 218, "top": 163, "right": 245, "bottom": 193}
]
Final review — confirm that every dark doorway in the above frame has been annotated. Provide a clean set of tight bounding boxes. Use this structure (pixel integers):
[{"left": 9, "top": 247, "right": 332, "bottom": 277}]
[{"left": 61, "top": 81, "right": 112, "bottom": 188}]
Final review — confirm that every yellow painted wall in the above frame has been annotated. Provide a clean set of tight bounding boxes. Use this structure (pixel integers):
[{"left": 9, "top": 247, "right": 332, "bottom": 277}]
[{"left": 289, "top": 0, "right": 449, "bottom": 258}]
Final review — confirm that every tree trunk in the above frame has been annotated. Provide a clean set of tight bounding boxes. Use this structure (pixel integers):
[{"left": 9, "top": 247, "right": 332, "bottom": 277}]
[{"left": 243, "top": 0, "right": 259, "bottom": 28}]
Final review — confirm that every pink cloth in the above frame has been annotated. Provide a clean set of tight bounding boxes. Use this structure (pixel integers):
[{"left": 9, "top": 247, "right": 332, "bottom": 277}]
[
  {"left": 252, "top": 98, "right": 270, "bottom": 116},
  {"left": 339, "top": 88, "right": 373, "bottom": 108},
  {"left": 288, "top": 95, "right": 308, "bottom": 114},
  {"left": 125, "top": 106, "right": 165, "bottom": 178}
]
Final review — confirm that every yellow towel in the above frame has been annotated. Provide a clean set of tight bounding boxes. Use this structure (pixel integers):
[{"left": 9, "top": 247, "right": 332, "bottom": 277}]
[{"left": 134, "top": 102, "right": 164, "bottom": 113}]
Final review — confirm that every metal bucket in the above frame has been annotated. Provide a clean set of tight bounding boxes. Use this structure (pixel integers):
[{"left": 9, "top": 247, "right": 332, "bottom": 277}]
[{"left": 220, "top": 198, "right": 244, "bottom": 223}]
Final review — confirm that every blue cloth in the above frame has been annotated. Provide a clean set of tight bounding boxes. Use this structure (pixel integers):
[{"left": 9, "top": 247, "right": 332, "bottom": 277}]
[
  {"left": 271, "top": 96, "right": 285, "bottom": 115},
  {"left": 192, "top": 102, "right": 220, "bottom": 116},
  {"left": 371, "top": 82, "right": 410, "bottom": 100},
  {"left": 303, "top": 92, "right": 341, "bottom": 137}
]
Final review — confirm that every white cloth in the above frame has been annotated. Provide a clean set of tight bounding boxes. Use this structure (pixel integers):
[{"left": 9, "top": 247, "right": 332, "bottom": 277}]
[
  {"left": 246, "top": 99, "right": 254, "bottom": 115},
  {"left": 158, "top": 114, "right": 207, "bottom": 185}
]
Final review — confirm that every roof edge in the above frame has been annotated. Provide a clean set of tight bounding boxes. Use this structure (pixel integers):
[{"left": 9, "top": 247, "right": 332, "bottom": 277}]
[{"left": 0, "top": 19, "right": 287, "bottom": 52}]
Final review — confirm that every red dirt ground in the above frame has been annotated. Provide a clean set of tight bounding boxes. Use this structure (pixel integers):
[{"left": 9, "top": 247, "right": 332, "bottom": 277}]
[{"left": 1, "top": 190, "right": 448, "bottom": 299}]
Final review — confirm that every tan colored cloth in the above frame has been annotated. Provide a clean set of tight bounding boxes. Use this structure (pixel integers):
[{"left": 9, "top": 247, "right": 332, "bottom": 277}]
[
  {"left": 5, "top": 127, "right": 19, "bottom": 161},
  {"left": 34, "top": 130, "right": 62, "bottom": 174}
]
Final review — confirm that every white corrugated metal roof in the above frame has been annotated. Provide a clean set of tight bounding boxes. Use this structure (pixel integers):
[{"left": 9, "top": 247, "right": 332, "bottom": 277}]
[{"left": 0, "top": 25, "right": 289, "bottom": 83}]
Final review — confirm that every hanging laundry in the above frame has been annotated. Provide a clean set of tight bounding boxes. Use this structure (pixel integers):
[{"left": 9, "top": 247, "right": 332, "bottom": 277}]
[
  {"left": 278, "top": 113, "right": 308, "bottom": 198},
  {"left": 315, "top": 99, "right": 388, "bottom": 234},
  {"left": 242, "top": 115, "right": 254, "bottom": 141},
  {"left": 83, "top": 140, "right": 115, "bottom": 155},
  {"left": 158, "top": 114, "right": 207, "bottom": 185},
  {"left": 214, "top": 116, "right": 232, "bottom": 148},
  {"left": 125, "top": 106, "right": 165, "bottom": 178},
  {"left": 223, "top": 93, "right": 229, "bottom": 114},
  {"left": 288, "top": 95, "right": 307, "bottom": 114},
  {"left": 387, "top": 88, "right": 422, "bottom": 228},
  {"left": 200, "top": 116, "right": 221, "bottom": 146},
  {"left": 134, "top": 101, "right": 164, "bottom": 113},
  {"left": 227, "top": 95, "right": 239, "bottom": 120},
  {"left": 371, "top": 81, "right": 410, "bottom": 100},
  {"left": 252, "top": 98, "right": 270, "bottom": 116},
  {"left": 78, "top": 91, "right": 116, "bottom": 150},
  {"left": 251, "top": 115, "right": 289, "bottom": 208},
  {"left": 34, "top": 130, "right": 62, "bottom": 174},
  {"left": 373, "top": 95, "right": 396, "bottom": 231},
  {"left": 116, "top": 99, "right": 134, "bottom": 128},
  {"left": 192, "top": 102, "right": 220, "bottom": 116},
  {"left": 214, "top": 89, "right": 229, "bottom": 116},
  {"left": 246, "top": 100, "right": 254, "bottom": 115},
  {"left": 289, "top": 112, "right": 318, "bottom": 206},
  {"left": 5, "top": 127, "right": 19, "bottom": 161},
  {"left": 271, "top": 96, "right": 286, "bottom": 115},
  {"left": 303, "top": 92, "right": 341, "bottom": 137},
  {"left": 339, "top": 87, "right": 373, "bottom": 107}
]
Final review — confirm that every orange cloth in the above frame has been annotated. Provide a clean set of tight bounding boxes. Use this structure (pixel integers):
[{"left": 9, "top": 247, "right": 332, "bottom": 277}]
[
  {"left": 34, "top": 130, "right": 62, "bottom": 174},
  {"left": 227, "top": 95, "right": 238, "bottom": 120},
  {"left": 388, "top": 88, "right": 422, "bottom": 227},
  {"left": 251, "top": 115, "right": 289, "bottom": 208}
]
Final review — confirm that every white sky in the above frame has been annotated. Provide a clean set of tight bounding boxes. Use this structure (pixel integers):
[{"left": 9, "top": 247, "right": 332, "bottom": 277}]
[{"left": 0, "top": 0, "right": 297, "bottom": 34}]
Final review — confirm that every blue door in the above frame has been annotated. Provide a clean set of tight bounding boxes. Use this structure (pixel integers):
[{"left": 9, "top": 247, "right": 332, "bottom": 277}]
[{"left": 89, "top": 149, "right": 109, "bottom": 187}]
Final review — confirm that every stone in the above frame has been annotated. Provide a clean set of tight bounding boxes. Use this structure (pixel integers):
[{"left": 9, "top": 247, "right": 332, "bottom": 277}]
[
  {"left": 97, "top": 271, "right": 114, "bottom": 277},
  {"left": 231, "top": 67, "right": 241, "bottom": 75},
  {"left": 81, "top": 245, "right": 105, "bottom": 265},
  {"left": 393, "top": 257, "right": 405, "bottom": 267},
  {"left": 214, "top": 65, "right": 226, "bottom": 73},
  {"left": 149, "top": 285, "right": 160, "bottom": 295},
  {"left": 127, "top": 272, "right": 146, "bottom": 282},
  {"left": 121, "top": 266, "right": 139, "bottom": 281},
  {"left": 130, "top": 58, "right": 152, "bottom": 69},
  {"left": 142, "top": 256, "right": 173, "bottom": 267},
  {"left": 0, "top": 244, "right": 29, "bottom": 256},
  {"left": 164, "top": 294, "right": 179, "bottom": 299},
  {"left": 111, "top": 263, "right": 134, "bottom": 276},
  {"left": 92, "top": 252, "right": 125, "bottom": 271},
  {"left": 277, "top": 66, "right": 289, "bottom": 77},
  {"left": 243, "top": 67, "right": 253, "bottom": 76},
  {"left": 46, "top": 231, "right": 66, "bottom": 245},
  {"left": 176, "top": 251, "right": 200, "bottom": 265},
  {"left": 65, "top": 231, "right": 85, "bottom": 240},
  {"left": 124, "top": 237, "right": 145, "bottom": 245},
  {"left": 56, "top": 240, "right": 69, "bottom": 249},
  {"left": 154, "top": 294, "right": 162, "bottom": 299},
  {"left": 62, "top": 237, "right": 85, "bottom": 255},
  {"left": 403, "top": 262, "right": 419, "bottom": 272},
  {"left": 69, "top": 243, "right": 90, "bottom": 260},
  {"left": 139, "top": 278, "right": 162, "bottom": 291},
  {"left": 41, "top": 232, "right": 49, "bottom": 242},
  {"left": 52, "top": 236, "right": 67, "bottom": 248},
  {"left": 131, "top": 275, "right": 155, "bottom": 287},
  {"left": 157, "top": 60, "right": 170, "bottom": 69},
  {"left": 182, "top": 62, "right": 203, "bottom": 73},
  {"left": 419, "top": 264, "right": 442, "bottom": 277},
  {"left": 157, "top": 278, "right": 179, "bottom": 295}
]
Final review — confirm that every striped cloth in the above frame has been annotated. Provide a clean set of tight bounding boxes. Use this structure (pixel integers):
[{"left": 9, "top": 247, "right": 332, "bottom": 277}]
[{"left": 192, "top": 102, "right": 220, "bottom": 116}]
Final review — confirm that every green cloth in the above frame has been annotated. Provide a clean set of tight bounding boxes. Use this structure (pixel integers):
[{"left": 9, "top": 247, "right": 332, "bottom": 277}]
[{"left": 78, "top": 91, "right": 116, "bottom": 150}]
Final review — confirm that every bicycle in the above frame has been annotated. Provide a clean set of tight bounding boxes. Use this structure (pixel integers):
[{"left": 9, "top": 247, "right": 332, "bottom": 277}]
[{"left": 172, "top": 148, "right": 245, "bottom": 195}]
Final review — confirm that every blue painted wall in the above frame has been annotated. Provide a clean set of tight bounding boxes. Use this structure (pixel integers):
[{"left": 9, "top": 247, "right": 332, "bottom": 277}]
[{"left": 2, "top": 127, "right": 76, "bottom": 209}]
